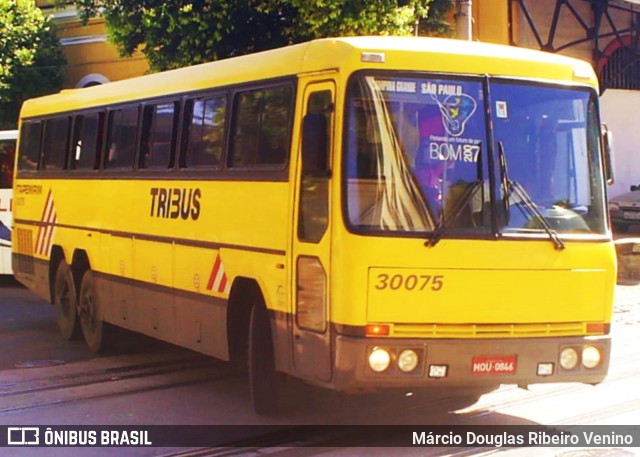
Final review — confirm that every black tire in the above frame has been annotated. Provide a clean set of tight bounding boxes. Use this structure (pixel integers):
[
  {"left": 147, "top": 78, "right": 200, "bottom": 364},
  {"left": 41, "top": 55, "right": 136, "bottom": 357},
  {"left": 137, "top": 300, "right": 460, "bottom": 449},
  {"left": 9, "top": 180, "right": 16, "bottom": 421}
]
[
  {"left": 53, "top": 260, "right": 81, "bottom": 340},
  {"left": 78, "top": 270, "right": 115, "bottom": 353},
  {"left": 248, "top": 300, "right": 283, "bottom": 415}
]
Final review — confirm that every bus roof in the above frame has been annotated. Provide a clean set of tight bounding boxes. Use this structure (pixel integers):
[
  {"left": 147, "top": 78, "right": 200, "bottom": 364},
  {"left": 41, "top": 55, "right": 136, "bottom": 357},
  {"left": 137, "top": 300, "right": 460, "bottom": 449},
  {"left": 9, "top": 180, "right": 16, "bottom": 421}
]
[{"left": 20, "top": 36, "right": 597, "bottom": 119}]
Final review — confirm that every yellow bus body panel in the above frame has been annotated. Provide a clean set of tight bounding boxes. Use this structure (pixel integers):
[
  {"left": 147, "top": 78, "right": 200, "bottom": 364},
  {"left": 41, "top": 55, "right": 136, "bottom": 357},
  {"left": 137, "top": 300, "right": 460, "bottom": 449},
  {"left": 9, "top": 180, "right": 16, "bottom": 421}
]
[
  {"left": 365, "top": 245, "right": 612, "bottom": 325},
  {"left": 14, "top": 178, "right": 289, "bottom": 308}
]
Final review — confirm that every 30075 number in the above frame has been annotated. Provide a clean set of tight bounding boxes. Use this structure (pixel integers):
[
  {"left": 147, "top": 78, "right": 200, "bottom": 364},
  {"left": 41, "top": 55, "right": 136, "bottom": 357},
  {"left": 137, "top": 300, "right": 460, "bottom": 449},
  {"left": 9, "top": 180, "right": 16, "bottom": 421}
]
[{"left": 374, "top": 274, "right": 444, "bottom": 291}]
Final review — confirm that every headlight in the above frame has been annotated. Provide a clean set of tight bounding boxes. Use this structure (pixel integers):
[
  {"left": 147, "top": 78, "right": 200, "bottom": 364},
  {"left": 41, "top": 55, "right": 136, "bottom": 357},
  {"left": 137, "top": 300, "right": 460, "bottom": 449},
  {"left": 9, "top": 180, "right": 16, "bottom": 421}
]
[
  {"left": 368, "top": 347, "right": 391, "bottom": 372},
  {"left": 582, "top": 346, "right": 601, "bottom": 369},
  {"left": 398, "top": 349, "right": 419, "bottom": 373},
  {"left": 560, "top": 347, "right": 579, "bottom": 370},
  {"left": 608, "top": 201, "right": 620, "bottom": 212}
]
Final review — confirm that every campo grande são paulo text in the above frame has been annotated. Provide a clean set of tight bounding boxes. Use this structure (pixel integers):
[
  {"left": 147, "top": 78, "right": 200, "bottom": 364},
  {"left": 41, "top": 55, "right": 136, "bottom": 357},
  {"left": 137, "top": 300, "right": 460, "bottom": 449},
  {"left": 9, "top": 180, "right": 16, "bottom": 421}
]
[{"left": 413, "top": 431, "right": 635, "bottom": 447}]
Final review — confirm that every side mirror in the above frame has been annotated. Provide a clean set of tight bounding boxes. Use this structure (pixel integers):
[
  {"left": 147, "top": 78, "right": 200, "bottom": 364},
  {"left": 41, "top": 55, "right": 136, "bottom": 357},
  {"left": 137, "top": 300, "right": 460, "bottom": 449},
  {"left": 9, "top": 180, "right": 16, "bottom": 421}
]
[
  {"left": 601, "top": 123, "right": 614, "bottom": 185},
  {"left": 301, "top": 113, "right": 329, "bottom": 176}
]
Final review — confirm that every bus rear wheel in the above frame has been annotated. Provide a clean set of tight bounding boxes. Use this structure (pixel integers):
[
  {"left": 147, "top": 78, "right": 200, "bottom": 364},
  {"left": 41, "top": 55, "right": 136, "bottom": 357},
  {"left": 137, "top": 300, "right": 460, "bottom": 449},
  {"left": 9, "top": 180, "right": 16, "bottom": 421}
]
[
  {"left": 78, "top": 270, "right": 115, "bottom": 353},
  {"left": 53, "top": 260, "right": 81, "bottom": 340},
  {"left": 248, "top": 300, "right": 283, "bottom": 415}
]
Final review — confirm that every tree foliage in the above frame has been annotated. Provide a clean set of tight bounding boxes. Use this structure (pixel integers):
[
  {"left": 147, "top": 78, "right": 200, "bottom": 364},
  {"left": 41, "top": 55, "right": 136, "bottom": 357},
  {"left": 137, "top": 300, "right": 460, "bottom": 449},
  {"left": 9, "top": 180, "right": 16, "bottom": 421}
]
[
  {"left": 71, "top": 0, "right": 454, "bottom": 72},
  {"left": 0, "top": 0, "right": 66, "bottom": 128}
]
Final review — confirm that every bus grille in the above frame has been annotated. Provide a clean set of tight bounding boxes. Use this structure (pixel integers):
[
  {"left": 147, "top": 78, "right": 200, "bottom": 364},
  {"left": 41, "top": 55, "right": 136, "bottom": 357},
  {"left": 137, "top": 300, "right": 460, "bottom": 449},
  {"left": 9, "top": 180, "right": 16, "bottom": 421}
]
[
  {"left": 14, "top": 228, "right": 34, "bottom": 275},
  {"left": 392, "top": 322, "right": 586, "bottom": 338}
]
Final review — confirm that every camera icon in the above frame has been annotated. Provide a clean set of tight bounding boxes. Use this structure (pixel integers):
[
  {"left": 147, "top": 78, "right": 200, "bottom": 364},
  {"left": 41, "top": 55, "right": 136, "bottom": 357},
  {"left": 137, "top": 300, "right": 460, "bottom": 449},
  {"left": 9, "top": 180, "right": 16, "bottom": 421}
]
[{"left": 7, "top": 427, "right": 40, "bottom": 446}]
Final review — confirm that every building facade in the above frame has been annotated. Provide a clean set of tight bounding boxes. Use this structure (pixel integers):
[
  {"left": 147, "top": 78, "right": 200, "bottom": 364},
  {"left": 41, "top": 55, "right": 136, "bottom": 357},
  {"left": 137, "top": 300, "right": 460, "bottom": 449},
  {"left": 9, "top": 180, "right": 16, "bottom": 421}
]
[
  {"left": 37, "top": 1, "right": 148, "bottom": 89},
  {"left": 472, "top": 0, "right": 640, "bottom": 198}
]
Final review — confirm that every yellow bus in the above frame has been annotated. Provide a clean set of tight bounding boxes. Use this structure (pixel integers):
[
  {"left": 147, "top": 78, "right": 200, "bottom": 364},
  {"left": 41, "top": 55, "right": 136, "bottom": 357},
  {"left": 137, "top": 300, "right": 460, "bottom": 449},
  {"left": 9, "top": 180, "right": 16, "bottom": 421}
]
[{"left": 12, "top": 36, "right": 615, "bottom": 414}]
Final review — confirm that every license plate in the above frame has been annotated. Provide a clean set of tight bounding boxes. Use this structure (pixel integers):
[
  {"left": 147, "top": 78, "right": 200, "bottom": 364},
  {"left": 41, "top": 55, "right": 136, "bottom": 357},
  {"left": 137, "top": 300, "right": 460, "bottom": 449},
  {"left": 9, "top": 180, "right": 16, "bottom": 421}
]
[
  {"left": 623, "top": 211, "right": 640, "bottom": 220},
  {"left": 471, "top": 355, "right": 517, "bottom": 375}
]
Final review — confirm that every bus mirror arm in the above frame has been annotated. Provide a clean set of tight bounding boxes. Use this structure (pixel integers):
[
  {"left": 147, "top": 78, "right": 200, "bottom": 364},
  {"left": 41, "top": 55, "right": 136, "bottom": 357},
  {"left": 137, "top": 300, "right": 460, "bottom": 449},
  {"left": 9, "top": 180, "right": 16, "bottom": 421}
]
[{"left": 301, "top": 113, "right": 330, "bottom": 176}]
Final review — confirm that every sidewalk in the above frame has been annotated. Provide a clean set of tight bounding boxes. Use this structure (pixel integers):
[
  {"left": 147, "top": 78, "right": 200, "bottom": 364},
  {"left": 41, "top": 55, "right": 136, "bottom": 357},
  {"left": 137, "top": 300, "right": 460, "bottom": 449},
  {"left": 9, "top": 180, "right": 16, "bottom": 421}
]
[{"left": 614, "top": 281, "right": 640, "bottom": 327}]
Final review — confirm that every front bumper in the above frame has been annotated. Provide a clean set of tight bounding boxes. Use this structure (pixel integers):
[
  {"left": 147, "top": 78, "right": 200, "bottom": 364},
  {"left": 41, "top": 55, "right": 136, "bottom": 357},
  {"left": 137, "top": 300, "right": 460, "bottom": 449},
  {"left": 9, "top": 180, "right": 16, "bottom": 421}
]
[{"left": 329, "top": 334, "right": 610, "bottom": 392}]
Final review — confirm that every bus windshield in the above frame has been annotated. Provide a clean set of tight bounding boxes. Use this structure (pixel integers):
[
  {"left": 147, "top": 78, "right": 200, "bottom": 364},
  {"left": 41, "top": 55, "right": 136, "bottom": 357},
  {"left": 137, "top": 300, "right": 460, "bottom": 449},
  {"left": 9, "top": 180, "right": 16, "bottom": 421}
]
[{"left": 344, "top": 73, "right": 606, "bottom": 238}]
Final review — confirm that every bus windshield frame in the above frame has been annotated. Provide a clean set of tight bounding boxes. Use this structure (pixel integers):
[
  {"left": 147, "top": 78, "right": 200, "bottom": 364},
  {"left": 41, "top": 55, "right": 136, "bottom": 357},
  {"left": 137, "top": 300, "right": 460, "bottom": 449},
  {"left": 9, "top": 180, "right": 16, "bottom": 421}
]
[{"left": 342, "top": 71, "right": 607, "bottom": 241}]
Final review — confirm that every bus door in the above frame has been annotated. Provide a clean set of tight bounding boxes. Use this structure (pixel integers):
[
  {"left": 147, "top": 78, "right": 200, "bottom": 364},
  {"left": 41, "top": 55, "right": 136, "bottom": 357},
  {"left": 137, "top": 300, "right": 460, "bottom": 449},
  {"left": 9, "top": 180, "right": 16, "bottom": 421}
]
[{"left": 291, "top": 79, "right": 335, "bottom": 382}]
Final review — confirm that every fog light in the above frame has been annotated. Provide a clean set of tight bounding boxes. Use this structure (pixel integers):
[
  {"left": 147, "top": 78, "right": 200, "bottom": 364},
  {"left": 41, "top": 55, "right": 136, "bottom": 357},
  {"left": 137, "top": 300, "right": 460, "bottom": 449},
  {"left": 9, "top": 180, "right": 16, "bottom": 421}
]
[
  {"left": 537, "top": 362, "right": 554, "bottom": 376},
  {"left": 368, "top": 347, "right": 391, "bottom": 372},
  {"left": 582, "top": 346, "right": 601, "bottom": 369},
  {"left": 428, "top": 364, "right": 448, "bottom": 378},
  {"left": 560, "top": 348, "right": 579, "bottom": 370},
  {"left": 398, "top": 349, "right": 419, "bottom": 373}
]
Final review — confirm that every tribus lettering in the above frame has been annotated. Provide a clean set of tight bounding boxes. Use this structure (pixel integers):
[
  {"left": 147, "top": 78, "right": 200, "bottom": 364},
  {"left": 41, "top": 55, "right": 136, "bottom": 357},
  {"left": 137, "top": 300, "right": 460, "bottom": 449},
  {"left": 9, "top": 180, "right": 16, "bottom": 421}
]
[{"left": 150, "top": 187, "right": 201, "bottom": 220}]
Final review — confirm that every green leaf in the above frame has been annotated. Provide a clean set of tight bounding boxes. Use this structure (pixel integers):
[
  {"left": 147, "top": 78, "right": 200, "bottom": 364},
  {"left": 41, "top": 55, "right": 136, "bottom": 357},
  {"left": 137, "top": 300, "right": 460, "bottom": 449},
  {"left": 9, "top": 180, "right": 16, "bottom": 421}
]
[{"left": 71, "top": 0, "right": 453, "bottom": 71}]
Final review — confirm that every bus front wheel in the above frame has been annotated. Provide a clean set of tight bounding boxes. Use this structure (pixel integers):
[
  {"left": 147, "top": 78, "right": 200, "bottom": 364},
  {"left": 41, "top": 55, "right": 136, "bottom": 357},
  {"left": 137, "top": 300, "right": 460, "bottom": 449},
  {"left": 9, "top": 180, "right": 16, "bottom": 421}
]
[
  {"left": 78, "top": 270, "right": 115, "bottom": 353},
  {"left": 53, "top": 260, "right": 81, "bottom": 340},
  {"left": 248, "top": 300, "right": 283, "bottom": 415}
]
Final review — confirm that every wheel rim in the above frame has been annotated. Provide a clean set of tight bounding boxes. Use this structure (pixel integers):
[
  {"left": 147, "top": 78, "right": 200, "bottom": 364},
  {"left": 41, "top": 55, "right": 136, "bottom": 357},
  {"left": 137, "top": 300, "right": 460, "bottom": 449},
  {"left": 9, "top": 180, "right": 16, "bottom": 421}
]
[
  {"left": 54, "top": 262, "right": 79, "bottom": 340},
  {"left": 79, "top": 285, "right": 96, "bottom": 331},
  {"left": 56, "top": 279, "right": 73, "bottom": 320},
  {"left": 78, "top": 271, "right": 108, "bottom": 353}
]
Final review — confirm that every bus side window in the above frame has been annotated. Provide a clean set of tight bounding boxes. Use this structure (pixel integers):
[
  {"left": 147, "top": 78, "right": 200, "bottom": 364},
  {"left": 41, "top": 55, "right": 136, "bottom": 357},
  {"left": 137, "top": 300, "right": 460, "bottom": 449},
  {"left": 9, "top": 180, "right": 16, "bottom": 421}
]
[
  {"left": 181, "top": 96, "right": 226, "bottom": 169},
  {"left": 42, "top": 117, "right": 71, "bottom": 170},
  {"left": 18, "top": 122, "right": 43, "bottom": 172},
  {"left": 140, "top": 102, "right": 177, "bottom": 170},
  {"left": 105, "top": 107, "right": 139, "bottom": 170},
  {"left": 72, "top": 112, "right": 103, "bottom": 170},
  {"left": 229, "top": 85, "right": 292, "bottom": 168}
]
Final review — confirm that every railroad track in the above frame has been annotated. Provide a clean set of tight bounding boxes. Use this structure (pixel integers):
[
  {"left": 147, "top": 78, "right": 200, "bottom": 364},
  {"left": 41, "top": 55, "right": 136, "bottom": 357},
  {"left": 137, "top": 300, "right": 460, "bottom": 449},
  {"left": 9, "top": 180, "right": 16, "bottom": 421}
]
[{"left": 0, "top": 351, "right": 235, "bottom": 414}]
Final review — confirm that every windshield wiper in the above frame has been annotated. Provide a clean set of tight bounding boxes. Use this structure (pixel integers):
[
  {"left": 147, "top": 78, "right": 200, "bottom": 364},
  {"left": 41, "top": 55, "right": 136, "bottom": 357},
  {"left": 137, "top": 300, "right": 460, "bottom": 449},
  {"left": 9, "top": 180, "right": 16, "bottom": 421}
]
[
  {"left": 425, "top": 180, "right": 482, "bottom": 247},
  {"left": 497, "top": 141, "right": 565, "bottom": 251}
]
